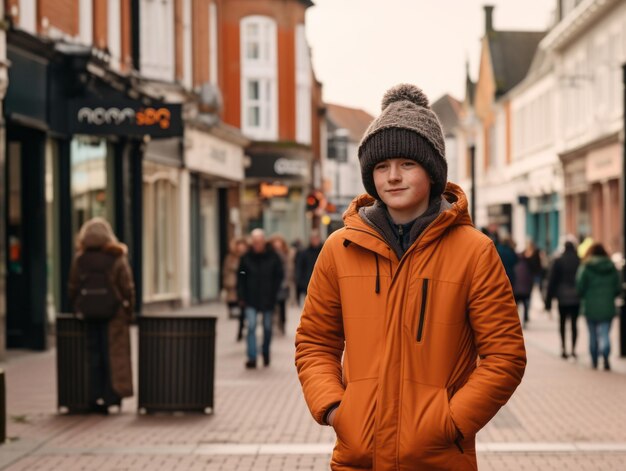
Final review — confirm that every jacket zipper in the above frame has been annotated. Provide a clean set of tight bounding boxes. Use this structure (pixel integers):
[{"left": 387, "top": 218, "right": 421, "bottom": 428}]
[{"left": 416, "top": 279, "right": 429, "bottom": 342}]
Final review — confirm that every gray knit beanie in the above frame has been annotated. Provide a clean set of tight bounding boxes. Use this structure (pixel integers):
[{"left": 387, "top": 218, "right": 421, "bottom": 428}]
[{"left": 358, "top": 84, "right": 447, "bottom": 200}]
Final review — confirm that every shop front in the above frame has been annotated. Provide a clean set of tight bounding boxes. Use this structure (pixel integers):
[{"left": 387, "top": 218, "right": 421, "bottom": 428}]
[
  {"left": 185, "top": 124, "right": 247, "bottom": 303},
  {"left": 585, "top": 142, "right": 621, "bottom": 254},
  {"left": 562, "top": 139, "right": 621, "bottom": 254},
  {"left": 3, "top": 31, "right": 182, "bottom": 350},
  {"left": 243, "top": 145, "right": 311, "bottom": 244}
]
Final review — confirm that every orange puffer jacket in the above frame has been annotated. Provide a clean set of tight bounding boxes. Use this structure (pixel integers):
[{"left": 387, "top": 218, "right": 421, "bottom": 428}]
[{"left": 295, "top": 183, "right": 526, "bottom": 470}]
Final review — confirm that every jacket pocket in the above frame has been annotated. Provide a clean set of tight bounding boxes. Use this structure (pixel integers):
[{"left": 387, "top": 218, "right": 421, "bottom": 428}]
[
  {"left": 332, "top": 379, "right": 377, "bottom": 468},
  {"left": 416, "top": 278, "right": 429, "bottom": 342},
  {"left": 399, "top": 384, "right": 461, "bottom": 464}
]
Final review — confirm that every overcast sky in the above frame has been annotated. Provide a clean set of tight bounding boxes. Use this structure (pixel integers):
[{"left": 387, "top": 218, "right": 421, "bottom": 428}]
[{"left": 305, "top": 0, "right": 555, "bottom": 115}]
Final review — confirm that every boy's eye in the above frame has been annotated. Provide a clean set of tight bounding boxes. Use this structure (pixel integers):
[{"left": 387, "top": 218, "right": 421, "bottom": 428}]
[
  {"left": 402, "top": 161, "right": 416, "bottom": 167},
  {"left": 374, "top": 163, "right": 388, "bottom": 170}
]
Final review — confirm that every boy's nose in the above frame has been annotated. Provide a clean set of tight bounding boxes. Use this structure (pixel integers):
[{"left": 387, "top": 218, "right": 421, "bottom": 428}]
[{"left": 388, "top": 164, "right": 401, "bottom": 180}]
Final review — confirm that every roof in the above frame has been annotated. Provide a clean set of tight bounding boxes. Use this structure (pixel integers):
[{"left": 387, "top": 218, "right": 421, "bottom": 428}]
[
  {"left": 326, "top": 103, "right": 374, "bottom": 142},
  {"left": 488, "top": 30, "right": 546, "bottom": 96},
  {"left": 431, "top": 95, "right": 463, "bottom": 137}
]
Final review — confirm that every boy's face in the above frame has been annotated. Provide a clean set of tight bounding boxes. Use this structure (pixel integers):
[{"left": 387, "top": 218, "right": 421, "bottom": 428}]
[{"left": 373, "top": 158, "right": 431, "bottom": 220}]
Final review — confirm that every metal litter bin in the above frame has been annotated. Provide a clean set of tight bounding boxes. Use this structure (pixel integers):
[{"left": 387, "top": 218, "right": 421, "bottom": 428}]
[
  {"left": 56, "top": 314, "right": 90, "bottom": 413},
  {"left": 138, "top": 315, "right": 216, "bottom": 414}
]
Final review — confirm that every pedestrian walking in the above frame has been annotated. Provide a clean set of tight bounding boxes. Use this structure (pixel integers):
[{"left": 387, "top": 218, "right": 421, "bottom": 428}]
[
  {"left": 222, "top": 237, "right": 249, "bottom": 341},
  {"left": 514, "top": 247, "right": 533, "bottom": 327},
  {"left": 496, "top": 235, "right": 518, "bottom": 289},
  {"left": 238, "top": 229, "right": 284, "bottom": 368},
  {"left": 68, "top": 217, "right": 135, "bottom": 414},
  {"left": 576, "top": 242, "right": 620, "bottom": 370},
  {"left": 270, "top": 234, "right": 292, "bottom": 334},
  {"left": 295, "top": 84, "right": 526, "bottom": 470},
  {"left": 295, "top": 230, "right": 323, "bottom": 305},
  {"left": 545, "top": 239, "right": 580, "bottom": 359},
  {"left": 524, "top": 239, "right": 546, "bottom": 291}
]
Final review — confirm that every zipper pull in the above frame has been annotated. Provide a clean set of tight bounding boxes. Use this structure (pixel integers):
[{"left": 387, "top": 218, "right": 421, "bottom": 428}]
[{"left": 398, "top": 224, "right": 403, "bottom": 236}]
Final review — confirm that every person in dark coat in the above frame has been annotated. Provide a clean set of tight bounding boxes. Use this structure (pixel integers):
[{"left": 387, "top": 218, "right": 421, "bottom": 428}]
[
  {"left": 514, "top": 251, "right": 533, "bottom": 328},
  {"left": 68, "top": 217, "right": 135, "bottom": 414},
  {"left": 576, "top": 243, "right": 620, "bottom": 370},
  {"left": 545, "top": 240, "right": 581, "bottom": 359},
  {"left": 295, "top": 230, "right": 323, "bottom": 305},
  {"left": 496, "top": 236, "right": 518, "bottom": 289},
  {"left": 238, "top": 229, "right": 284, "bottom": 368},
  {"left": 524, "top": 240, "right": 546, "bottom": 290}
]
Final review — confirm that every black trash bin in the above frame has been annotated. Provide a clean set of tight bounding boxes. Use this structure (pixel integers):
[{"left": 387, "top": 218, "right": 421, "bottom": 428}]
[
  {"left": 138, "top": 315, "right": 216, "bottom": 414},
  {"left": 56, "top": 314, "right": 91, "bottom": 413}
]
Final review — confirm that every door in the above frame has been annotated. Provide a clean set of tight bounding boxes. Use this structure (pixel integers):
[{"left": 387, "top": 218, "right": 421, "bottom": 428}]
[{"left": 6, "top": 127, "right": 47, "bottom": 349}]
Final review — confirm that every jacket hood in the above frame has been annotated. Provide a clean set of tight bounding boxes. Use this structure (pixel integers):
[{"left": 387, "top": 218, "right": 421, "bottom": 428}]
[
  {"left": 585, "top": 256, "right": 616, "bottom": 274},
  {"left": 342, "top": 182, "right": 473, "bottom": 256}
]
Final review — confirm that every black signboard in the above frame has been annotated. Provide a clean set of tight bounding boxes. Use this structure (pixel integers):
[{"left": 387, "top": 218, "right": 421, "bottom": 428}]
[
  {"left": 5, "top": 46, "right": 48, "bottom": 126},
  {"left": 68, "top": 100, "right": 183, "bottom": 138},
  {"left": 246, "top": 153, "right": 309, "bottom": 180}
]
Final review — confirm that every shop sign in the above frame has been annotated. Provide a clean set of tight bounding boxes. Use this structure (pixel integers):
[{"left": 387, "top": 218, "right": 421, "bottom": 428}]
[
  {"left": 259, "top": 182, "right": 289, "bottom": 198},
  {"left": 185, "top": 129, "right": 244, "bottom": 181},
  {"left": 68, "top": 100, "right": 183, "bottom": 138},
  {"left": 246, "top": 154, "right": 310, "bottom": 180},
  {"left": 586, "top": 143, "right": 620, "bottom": 183}
]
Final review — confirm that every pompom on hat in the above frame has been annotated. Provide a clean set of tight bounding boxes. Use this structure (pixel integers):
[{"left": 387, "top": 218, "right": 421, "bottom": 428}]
[{"left": 358, "top": 84, "right": 447, "bottom": 200}]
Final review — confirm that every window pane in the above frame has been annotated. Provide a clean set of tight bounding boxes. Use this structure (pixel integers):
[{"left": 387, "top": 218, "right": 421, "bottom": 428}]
[
  {"left": 246, "top": 23, "right": 259, "bottom": 38},
  {"left": 70, "top": 137, "right": 109, "bottom": 235},
  {"left": 248, "top": 106, "right": 260, "bottom": 127},
  {"left": 246, "top": 41, "right": 259, "bottom": 59},
  {"left": 248, "top": 80, "right": 260, "bottom": 100}
]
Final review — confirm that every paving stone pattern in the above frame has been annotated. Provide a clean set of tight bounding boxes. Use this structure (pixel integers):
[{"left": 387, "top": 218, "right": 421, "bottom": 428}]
[{"left": 2, "top": 293, "right": 626, "bottom": 470}]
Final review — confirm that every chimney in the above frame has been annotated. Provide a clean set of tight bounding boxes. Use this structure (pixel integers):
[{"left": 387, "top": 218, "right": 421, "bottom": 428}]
[{"left": 484, "top": 5, "right": 495, "bottom": 33}]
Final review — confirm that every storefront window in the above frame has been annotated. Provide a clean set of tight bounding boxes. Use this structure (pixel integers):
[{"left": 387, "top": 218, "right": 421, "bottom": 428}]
[
  {"left": 200, "top": 183, "right": 219, "bottom": 300},
  {"left": 70, "top": 136, "right": 112, "bottom": 237},
  {"left": 577, "top": 193, "right": 590, "bottom": 239},
  {"left": 143, "top": 161, "right": 180, "bottom": 301}
]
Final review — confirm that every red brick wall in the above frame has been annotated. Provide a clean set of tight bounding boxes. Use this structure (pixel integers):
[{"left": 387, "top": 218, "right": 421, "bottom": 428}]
[
  {"left": 277, "top": 26, "right": 295, "bottom": 141},
  {"left": 175, "top": 0, "right": 184, "bottom": 82},
  {"left": 92, "top": 0, "right": 108, "bottom": 50},
  {"left": 120, "top": 0, "right": 132, "bottom": 72},
  {"left": 219, "top": 0, "right": 308, "bottom": 140},
  {"left": 221, "top": 19, "right": 240, "bottom": 127},
  {"left": 39, "top": 0, "right": 79, "bottom": 36},
  {"left": 193, "top": 0, "right": 210, "bottom": 87},
  {"left": 6, "top": 0, "right": 20, "bottom": 27}
]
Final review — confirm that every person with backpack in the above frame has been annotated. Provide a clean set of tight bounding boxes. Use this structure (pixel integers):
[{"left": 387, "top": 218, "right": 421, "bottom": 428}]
[{"left": 68, "top": 217, "right": 135, "bottom": 414}]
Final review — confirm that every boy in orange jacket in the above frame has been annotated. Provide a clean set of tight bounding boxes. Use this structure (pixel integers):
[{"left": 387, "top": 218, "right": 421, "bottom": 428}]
[{"left": 295, "top": 84, "right": 526, "bottom": 470}]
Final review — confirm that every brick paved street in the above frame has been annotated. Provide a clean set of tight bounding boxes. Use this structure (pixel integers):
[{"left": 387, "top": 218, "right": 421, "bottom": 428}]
[{"left": 2, "top": 292, "right": 626, "bottom": 470}]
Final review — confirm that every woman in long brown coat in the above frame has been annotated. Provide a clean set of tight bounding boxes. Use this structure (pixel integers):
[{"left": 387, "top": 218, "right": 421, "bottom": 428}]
[
  {"left": 68, "top": 217, "right": 135, "bottom": 413},
  {"left": 223, "top": 237, "right": 249, "bottom": 340}
]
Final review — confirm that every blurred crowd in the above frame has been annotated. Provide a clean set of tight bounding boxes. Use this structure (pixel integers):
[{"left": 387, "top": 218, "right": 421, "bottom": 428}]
[
  {"left": 486, "top": 228, "right": 622, "bottom": 372},
  {"left": 222, "top": 229, "right": 323, "bottom": 369}
]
